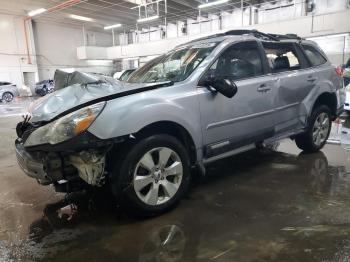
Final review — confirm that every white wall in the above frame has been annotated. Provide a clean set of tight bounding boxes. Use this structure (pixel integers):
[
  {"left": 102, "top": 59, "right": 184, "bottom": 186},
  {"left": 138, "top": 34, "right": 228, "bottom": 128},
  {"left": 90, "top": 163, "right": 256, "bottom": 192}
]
[
  {"left": 33, "top": 21, "right": 113, "bottom": 80},
  {"left": 309, "top": 34, "right": 350, "bottom": 65},
  {"left": 97, "top": 9, "right": 350, "bottom": 63},
  {"left": 315, "top": 0, "right": 349, "bottom": 14},
  {"left": 0, "top": 13, "right": 38, "bottom": 95}
]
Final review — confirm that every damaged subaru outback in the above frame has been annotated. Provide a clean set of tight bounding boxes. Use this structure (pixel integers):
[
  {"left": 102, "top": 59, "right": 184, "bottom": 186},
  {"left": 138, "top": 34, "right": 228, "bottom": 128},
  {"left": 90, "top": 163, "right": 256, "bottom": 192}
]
[{"left": 15, "top": 30, "right": 345, "bottom": 215}]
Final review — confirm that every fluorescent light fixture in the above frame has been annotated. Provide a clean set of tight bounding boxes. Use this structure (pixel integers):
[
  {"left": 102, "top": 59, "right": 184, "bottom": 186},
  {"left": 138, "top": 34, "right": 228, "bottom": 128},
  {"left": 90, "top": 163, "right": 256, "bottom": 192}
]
[
  {"left": 137, "top": 15, "right": 159, "bottom": 23},
  {"left": 28, "top": 8, "right": 47, "bottom": 17},
  {"left": 198, "top": 0, "right": 229, "bottom": 9},
  {"left": 104, "top": 24, "right": 122, "bottom": 30},
  {"left": 69, "top": 14, "right": 94, "bottom": 22}
]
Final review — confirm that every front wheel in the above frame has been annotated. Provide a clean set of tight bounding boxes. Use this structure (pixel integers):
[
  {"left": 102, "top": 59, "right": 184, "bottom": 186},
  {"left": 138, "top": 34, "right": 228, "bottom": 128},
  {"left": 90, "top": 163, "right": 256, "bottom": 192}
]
[
  {"left": 42, "top": 86, "right": 47, "bottom": 96},
  {"left": 295, "top": 105, "right": 332, "bottom": 153},
  {"left": 110, "top": 134, "right": 191, "bottom": 216}
]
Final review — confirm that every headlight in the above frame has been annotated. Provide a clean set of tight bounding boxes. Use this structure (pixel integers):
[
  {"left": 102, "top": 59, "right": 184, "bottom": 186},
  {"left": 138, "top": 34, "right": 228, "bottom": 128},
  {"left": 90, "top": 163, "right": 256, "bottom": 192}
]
[{"left": 25, "top": 102, "right": 105, "bottom": 147}]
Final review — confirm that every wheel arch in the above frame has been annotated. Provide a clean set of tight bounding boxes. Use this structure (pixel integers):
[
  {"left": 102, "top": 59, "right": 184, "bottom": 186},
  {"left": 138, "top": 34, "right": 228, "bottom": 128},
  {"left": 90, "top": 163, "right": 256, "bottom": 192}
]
[
  {"left": 312, "top": 92, "right": 337, "bottom": 120},
  {"left": 135, "top": 121, "right": 198, "bottom": 166}
]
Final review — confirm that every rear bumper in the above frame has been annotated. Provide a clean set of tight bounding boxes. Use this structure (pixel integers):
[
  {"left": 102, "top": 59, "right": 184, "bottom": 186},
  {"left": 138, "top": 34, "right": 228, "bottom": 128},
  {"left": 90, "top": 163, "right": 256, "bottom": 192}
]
[{"left": 15, "top": 140, "right": 52, "bottom": 185}]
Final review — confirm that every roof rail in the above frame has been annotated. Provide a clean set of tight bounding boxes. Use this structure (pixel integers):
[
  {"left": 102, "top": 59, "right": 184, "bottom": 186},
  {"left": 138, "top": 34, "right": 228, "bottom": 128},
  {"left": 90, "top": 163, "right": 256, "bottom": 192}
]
[
  {"left": 224, "top": 29, "right": 302, "bottom": 41},
  {"left": 268, "top": 33, "right": 303, "bottom": 40},
  {"left": 224, "top": 29, "right": 279, "bottom": 41},
  {"left": 176, "top": 29, "right": 303, "bottom": 48}
]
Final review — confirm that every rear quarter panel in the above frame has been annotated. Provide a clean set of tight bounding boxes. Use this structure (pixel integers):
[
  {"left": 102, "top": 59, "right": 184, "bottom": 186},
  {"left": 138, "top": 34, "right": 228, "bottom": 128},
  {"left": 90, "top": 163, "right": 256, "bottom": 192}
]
[{"left": 300, "top": 63, "right": 341, "bottom": 119}]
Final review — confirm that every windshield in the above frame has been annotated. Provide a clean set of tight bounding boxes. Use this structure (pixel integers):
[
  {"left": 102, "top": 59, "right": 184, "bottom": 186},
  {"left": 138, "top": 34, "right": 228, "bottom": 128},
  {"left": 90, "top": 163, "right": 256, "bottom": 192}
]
[{"left": 127, "top": 42, "right": 218, "bottom": 83}]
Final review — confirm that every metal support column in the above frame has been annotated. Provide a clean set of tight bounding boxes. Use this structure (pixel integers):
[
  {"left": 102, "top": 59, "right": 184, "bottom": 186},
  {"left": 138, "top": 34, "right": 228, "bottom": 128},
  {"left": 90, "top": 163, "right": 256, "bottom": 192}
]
[
  {"left": 82, "top": 24, "right": 86, "bottom": 46},
  {"left": 241, "top": 0, "right": 244, "bottom": 26}
]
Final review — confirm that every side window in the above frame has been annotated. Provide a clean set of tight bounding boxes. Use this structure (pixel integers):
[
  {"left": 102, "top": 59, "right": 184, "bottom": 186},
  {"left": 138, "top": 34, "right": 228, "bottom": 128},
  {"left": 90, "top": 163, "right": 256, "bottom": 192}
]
[
  {"left": 208, "top": 41, "right": 263, "bottom": 80},
  {"left": 302, "top": 44, "right": 327, "bottom": 67},
  {"left": 262, "top": 42, "right": 301, "bottom": 73}
]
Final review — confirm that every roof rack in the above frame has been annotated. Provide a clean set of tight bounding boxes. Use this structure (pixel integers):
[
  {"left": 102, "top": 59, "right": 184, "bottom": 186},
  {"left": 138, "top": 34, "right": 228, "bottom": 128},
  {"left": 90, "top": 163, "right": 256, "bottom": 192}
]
[
  {"left": 268, "top": 33, "right": 303, "bottom": 40},
  {"left": 224, "top": 30, "right": 279, "bottom": 41},
  {"left": 224, "top": 29, "right": 303, "bottom": 41},
  {"left": 177, "top": 29, "right": 302, "bottom": 48}
]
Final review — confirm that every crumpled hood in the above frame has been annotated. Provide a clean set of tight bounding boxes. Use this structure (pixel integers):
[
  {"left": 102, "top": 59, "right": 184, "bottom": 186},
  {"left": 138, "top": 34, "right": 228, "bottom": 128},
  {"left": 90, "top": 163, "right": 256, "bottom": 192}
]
[{"left": 28, "top": 70, "right": 169, "bottom": 123}]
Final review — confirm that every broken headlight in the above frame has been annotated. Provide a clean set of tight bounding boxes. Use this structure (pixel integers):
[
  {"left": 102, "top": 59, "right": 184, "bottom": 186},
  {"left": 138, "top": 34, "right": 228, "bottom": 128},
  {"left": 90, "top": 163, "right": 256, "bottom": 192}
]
[{"left": 25, "top": 102, "right": 105, "bottom": 147}]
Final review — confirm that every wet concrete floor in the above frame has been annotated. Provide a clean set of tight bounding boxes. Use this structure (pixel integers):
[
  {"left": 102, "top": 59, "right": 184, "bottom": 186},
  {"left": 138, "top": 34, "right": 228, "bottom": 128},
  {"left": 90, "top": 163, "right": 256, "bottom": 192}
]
[{"left": 2, "top": 100, "right": 350, "bottom": 261}]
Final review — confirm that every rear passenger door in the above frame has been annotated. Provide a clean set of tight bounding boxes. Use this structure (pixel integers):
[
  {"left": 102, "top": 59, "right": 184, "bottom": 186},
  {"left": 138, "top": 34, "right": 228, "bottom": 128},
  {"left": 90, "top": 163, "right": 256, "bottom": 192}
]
[
  {"left": 262, "top": 41, "right": 314, "bottom": 133},
  {"left": 198, "top": 40, "right": 278, "bottom": 158}
]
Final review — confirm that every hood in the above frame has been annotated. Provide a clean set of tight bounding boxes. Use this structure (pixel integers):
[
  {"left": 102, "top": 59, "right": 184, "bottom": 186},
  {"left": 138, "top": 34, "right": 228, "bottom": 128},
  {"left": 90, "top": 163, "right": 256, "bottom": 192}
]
[{"left": 28, "top": 70, "right": 172, "bottom": 123}]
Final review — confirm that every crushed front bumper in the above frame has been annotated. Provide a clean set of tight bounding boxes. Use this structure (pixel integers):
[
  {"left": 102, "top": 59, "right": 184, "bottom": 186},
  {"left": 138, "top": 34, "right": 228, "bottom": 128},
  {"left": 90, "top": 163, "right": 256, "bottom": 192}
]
[{"left": 15, "top": 140, "right": 52, "bottom": 185}]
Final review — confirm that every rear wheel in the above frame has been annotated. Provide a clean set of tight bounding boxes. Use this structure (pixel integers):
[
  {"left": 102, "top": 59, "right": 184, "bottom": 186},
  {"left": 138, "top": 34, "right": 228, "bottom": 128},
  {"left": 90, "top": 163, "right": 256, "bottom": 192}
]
[
  {"left": 110, "top": 134, "right": 191, "bottom": 216},
  {"left": 295, "top": 105, "right": 332, "bottom": 153},
  {"left": 2, "top": 92, "right": 13, "bottom": 102}
]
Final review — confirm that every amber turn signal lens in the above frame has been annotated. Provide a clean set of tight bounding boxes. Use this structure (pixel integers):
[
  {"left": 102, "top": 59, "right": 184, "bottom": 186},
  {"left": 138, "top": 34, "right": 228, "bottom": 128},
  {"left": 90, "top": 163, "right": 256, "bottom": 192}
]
[{"left": 74, "top": 109, "right": 95, "bottom": 135}]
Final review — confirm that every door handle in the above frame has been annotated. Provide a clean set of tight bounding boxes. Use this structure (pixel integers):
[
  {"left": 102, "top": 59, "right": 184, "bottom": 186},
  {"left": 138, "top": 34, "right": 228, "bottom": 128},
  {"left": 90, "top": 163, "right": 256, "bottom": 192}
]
[
  {"left": 257, "top": 84, "right": 271, "bottom": 92},
  {"left": 307, "top": 76, "right": 318, "bottom": 82}
]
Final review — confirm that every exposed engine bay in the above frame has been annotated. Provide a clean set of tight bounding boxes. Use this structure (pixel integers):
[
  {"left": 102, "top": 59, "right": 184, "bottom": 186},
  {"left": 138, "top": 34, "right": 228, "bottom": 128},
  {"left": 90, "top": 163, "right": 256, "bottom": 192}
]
[{"left": 14, "top": 70, "right": 120, "bottom": 191}]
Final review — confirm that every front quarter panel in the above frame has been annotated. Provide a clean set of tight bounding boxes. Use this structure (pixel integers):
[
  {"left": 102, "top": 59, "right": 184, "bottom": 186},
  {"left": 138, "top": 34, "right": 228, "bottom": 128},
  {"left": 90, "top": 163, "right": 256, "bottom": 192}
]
[{"left": 88, "top": 83, "right": 202, "bottom": 150}]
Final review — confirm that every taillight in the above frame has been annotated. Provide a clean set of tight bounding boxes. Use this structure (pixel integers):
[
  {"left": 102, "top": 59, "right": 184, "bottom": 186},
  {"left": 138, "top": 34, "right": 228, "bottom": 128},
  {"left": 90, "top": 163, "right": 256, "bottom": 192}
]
[{"left": 336, "top": 66, "right": 344, "bottom": 77}]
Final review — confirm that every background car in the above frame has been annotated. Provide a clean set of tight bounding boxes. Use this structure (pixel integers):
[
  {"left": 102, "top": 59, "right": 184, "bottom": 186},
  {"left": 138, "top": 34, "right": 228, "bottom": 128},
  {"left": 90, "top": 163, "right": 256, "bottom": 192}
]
[
  {"left": 0, "top": 81, "right": 19, "bottom": 102},
  {"left": 344, "top": 82, "right": 350, "bottom": 112},
  {"left": 344, "top": 68, "right": 350, "bottom": 87},
  {"left": 113, "top": 69, "right": 136, "bottom": 81},
  {"left": 35, "top": 80, "right": 54, "bottom": 96}
]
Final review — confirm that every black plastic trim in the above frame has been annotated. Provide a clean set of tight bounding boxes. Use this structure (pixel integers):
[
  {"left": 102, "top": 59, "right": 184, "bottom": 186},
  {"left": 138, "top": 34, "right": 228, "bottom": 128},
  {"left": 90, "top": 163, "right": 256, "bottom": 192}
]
[
  {"left": 204, "top": 129, "right": 274, "bottom": 158},
  {"left": 24, "top": 131, "right": 122, "bottom": 152}
]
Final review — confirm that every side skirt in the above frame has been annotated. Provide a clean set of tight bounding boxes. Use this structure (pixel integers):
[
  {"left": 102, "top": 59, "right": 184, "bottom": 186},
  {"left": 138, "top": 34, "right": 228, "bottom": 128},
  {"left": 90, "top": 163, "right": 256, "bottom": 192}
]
[{"left": 201, "top": 128, "right": 305, "bottom": 165}]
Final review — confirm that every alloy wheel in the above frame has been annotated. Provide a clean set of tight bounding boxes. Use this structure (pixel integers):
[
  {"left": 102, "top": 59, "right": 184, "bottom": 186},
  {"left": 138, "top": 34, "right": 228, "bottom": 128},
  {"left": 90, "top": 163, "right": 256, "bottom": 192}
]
[
  {"left": 312, "top": 112, "right": 330, "bottom": 146},
  {"left": 133, "top": 147, "right": 183, "bottom": 206},
  {"left": 3, "top": 92, "right": 13, "bottom": 102}
]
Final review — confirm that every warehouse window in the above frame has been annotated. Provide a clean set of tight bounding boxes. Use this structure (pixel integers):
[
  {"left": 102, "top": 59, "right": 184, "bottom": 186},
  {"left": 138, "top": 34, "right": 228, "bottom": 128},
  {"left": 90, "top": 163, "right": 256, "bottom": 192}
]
[
  {"left": 208, "top": 41, "right": 263, "bottom": 80},
  {"left": 302, "top": 44, "right": 327, "bottom": 67},
  {"left": 262, "top": 42, "right": 301, "bottom": 73}
]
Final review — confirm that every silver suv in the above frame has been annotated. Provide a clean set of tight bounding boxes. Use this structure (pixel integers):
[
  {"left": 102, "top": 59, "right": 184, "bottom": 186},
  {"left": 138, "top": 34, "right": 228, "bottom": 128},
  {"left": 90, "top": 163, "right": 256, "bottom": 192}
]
[{"left": 15, "top": 30, "right": 345, "bottom": 215}]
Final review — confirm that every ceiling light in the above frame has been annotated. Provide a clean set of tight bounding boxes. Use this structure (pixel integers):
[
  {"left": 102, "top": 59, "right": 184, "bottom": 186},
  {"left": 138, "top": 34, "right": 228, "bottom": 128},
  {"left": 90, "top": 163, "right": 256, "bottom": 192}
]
[
  {"left": 104, "top": 24, "right": 122, "bottom": 30},
  {"left": 69, "top": 14, "right": 94, "bottom": 22},
  {"left": 28, "top": 8, "right": 47, "bottom": 17},
  {"left": 198, "top": 0, "right": 229, "bottom": 9},
  {"left": 137, "top": 15, "right": 159, "bottom": 23}
]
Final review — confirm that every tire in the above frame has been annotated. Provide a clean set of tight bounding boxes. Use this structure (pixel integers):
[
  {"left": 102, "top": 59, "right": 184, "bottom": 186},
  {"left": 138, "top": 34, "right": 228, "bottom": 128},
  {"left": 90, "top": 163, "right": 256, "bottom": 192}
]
[
  {"left": 2, "top": 92, "right": 13, "bottom": 102},
  {"left": 295, "top": 105, "right": 332, "bottom": 153},
  {"left": 42, "top": 86, "right": 47, "bottom": 96},
  {"left": 110, "top": 134, "right": 191, "bottom": 216}
]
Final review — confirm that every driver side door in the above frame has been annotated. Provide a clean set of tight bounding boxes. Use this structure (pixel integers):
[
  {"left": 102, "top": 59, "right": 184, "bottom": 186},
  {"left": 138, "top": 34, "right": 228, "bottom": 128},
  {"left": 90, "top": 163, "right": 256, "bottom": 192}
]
[{"left": 197, "top": 40, "right": 278, "bottom": 159}]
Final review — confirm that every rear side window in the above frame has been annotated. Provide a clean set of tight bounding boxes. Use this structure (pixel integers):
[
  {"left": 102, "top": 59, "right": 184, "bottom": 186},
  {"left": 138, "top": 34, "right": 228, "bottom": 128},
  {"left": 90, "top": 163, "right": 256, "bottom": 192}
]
[
  {"left": 262, "top": 42, "right": 301, "bottom": 73},
  {"left": 208, "top": 41, "right": 263, "bottom": 80},
  {"left": 302, "top": 44, "right": 327, "bottom": 67}
]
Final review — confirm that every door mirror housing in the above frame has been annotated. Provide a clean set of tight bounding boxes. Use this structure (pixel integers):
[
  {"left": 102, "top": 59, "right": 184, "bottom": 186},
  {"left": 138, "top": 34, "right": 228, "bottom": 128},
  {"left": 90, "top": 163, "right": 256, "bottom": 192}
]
[{"left": 199, "top": 75, "right": 238, "bottom": 98}]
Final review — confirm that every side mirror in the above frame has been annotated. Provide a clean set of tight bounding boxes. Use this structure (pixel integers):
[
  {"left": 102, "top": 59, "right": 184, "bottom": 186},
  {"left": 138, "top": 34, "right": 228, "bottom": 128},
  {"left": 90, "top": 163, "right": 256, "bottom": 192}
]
[{"left": 199, "top": 76, "right": 238, "bottom": 98}]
